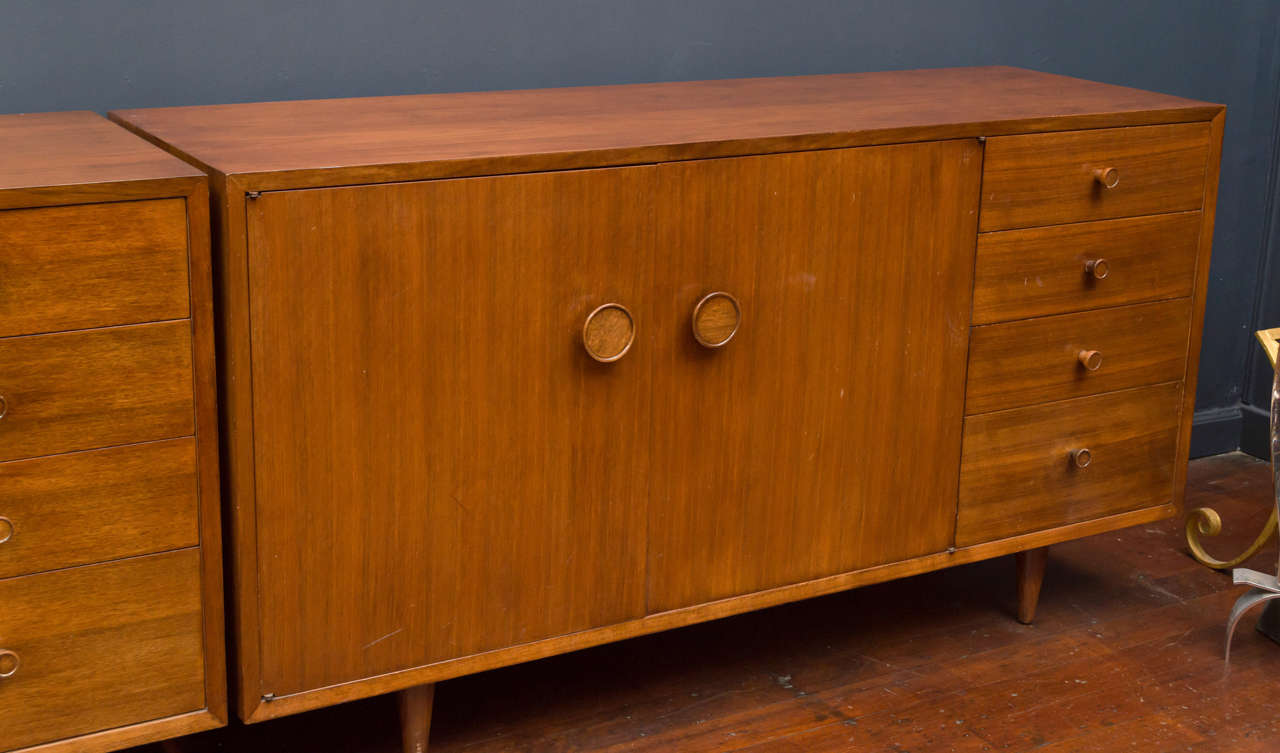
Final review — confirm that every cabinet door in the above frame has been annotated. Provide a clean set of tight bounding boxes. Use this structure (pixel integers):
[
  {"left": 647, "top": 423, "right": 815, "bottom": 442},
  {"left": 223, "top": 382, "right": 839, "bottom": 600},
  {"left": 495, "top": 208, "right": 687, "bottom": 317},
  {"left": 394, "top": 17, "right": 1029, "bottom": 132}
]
[
  {"left": 649, "top": 142, "right": 981, "bottom": 612},
  {"left": 246, "top": 167, "right": 654, "bottom": 697}
]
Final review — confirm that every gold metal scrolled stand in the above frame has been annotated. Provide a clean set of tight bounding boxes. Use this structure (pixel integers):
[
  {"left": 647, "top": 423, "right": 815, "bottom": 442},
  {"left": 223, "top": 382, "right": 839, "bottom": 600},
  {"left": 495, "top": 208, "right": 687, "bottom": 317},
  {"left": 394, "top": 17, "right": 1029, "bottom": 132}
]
[
  {"left": 1185, "top": 328, "right": 1280, "bottom": 571},
  {"left": 1207, "top": 327, "right": 1280, "bottom": 660}
]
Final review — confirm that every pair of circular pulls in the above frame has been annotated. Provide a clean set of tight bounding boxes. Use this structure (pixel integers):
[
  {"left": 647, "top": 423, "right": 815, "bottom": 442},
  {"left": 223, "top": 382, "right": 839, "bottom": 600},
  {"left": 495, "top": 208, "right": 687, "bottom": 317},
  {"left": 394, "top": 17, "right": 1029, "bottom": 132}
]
[{"left": 583, "top": 291, "right": 740, "bottom": 363}]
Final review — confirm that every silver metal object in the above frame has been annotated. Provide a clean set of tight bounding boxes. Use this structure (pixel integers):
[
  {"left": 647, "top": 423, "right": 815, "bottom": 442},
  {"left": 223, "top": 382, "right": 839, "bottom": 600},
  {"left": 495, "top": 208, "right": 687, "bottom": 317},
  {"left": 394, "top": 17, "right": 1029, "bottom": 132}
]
[{"left": 1224, "top": 334, "right": 1280, "bottom": 660}]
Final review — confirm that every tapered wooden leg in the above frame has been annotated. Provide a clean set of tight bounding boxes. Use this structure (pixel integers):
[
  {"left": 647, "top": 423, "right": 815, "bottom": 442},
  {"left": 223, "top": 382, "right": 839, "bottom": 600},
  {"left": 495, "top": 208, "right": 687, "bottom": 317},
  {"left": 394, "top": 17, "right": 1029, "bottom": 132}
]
[
  {"left": 1016, "top": 546, "right": 1049, "bottom": 625},
  {"left": 399, "top": 683, "right": 435, "bottom": 753}
]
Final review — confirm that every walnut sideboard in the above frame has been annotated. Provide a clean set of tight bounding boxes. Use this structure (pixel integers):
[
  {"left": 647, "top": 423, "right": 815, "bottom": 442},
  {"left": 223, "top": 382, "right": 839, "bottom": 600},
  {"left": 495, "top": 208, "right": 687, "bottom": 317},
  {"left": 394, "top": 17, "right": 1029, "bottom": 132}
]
[
  {"left": 112, "top": 66, "right": 1224, "bottom": 751},
  {"left": 0, "top": 113, "right": 225, "bottom": 752}
]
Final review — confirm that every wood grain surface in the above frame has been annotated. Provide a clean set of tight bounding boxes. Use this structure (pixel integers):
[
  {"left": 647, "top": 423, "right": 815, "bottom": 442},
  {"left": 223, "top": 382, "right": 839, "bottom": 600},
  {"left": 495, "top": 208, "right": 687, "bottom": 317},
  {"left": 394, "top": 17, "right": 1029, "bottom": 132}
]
[
  {"left": 110, "top": 67, "right": 1219, "bottom": 190},
  {"left": 0, "top": 112, "right": 200, "bottom": 196},
  {"left": 965, "top": 298, "right": 1192, "bottom": 414},
  {"left": 647, "top": 140, "right": 981, "bottom": 611},
  {"left": 0, "top": 322, "right": 195, "bottom": 463},
  {"left": 245, "top": 167, "right": 655, "bottom": 698},
  {"left": 980, "top": 123, "right": 1210, "bottom": 231},
  {"left": 957, "top": 382, "right": 1183, "bottom": 546},
  {"left": 0, "top": 438, "right": 198, "bottom": 580},
  {"left": 0, "top": 549, "right": 206, "bottom": 751},
  {"left": 0, "top": 199, "right": 191, "bottom": 338},
  {"left": 972, "top": 212, "right": 1201, "bottom": 324}
]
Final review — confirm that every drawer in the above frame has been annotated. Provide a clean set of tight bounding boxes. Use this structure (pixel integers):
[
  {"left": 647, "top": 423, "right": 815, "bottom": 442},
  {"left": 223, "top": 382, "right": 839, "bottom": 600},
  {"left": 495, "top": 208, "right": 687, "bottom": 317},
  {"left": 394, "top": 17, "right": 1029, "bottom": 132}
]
[
  {"left": 980, "top": 123, "right": 1210, "bottom": 231},
  {"left": 965, "top": 299, "right": 1191, "bottom": 414},
  {"left": 0, "top": 439, "right": 198, "bottom": 579},
  {"left": 0, "top": 549, "right": 205, "bottom": 751},
  {"left": 957, "top": 382, "right": 1182, "bottom": 546},
  {"left": 973, "top": 213, "right": 1201, "bottom": 324},
  {"left": 0, "top": 321, "right": 194, "bottom": 463},
  {"left": 0, "top": 200, "right": 190, "bottom": 338}
]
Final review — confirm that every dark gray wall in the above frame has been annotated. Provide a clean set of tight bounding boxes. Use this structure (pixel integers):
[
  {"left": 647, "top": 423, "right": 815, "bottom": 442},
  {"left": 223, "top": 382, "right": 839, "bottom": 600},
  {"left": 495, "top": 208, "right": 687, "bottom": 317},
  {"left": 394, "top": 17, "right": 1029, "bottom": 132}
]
[{"left": 3, "top": 0, "right": 1277, "bottom": 455}]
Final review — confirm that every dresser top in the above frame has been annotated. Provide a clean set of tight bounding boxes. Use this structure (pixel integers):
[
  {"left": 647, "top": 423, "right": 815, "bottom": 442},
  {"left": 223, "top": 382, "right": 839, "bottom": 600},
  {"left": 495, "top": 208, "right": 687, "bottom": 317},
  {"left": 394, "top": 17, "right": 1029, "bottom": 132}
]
[
  {"left": 0, "top": 111, "right": 202, "bottom": 196},
  {"left": 110, "top": 66, "right": 1222, "bottom": 190}
]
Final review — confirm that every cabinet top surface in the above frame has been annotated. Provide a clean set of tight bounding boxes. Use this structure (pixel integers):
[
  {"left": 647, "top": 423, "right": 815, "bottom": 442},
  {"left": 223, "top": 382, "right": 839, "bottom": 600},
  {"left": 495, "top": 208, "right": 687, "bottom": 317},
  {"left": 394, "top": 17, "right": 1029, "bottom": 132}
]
[
  {"left": 0, "top": 111, "right": 203, "bottom": 195},
  {"left": 110, "top": 66, "right": 1221, "bottom": 186}
]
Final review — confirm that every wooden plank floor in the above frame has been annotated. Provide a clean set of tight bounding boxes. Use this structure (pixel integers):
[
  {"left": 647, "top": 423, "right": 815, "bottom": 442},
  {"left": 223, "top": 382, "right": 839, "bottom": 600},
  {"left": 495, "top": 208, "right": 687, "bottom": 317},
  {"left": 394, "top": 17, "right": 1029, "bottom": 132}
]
[{"left": 151, "top": 453, "right": 1280, "bottom": 752}]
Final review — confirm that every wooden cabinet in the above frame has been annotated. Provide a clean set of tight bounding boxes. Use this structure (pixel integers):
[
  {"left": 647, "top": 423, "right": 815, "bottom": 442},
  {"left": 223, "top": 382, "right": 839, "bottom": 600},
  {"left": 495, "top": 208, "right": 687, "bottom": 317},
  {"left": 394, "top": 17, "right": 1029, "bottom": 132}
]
[
  {"left": 0, "top": 113, "right": 225, "bottom": 753},
  {"left": 111, "top": 66, "right": 1223, "bottom": 749}
]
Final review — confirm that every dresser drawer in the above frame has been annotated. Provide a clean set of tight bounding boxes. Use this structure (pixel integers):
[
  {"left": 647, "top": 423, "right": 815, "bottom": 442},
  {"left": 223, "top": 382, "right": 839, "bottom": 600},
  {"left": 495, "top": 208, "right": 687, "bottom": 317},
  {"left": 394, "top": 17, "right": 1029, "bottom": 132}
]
[
  {"left": 0, "top": 322, "right": 194, "bottom": 463},
  {"left": 980, "top": 123, "right": 1210, "bottom": 231},
  {"left": 965, "top": 299, "right": 1191, "bottom": 414},
  {"left": 0, "top": 439, "right": 198, "bottom": 580},
  {"left": 0, "top": 549, "right": 206, "bottom": 752},
  {"left": 973, "top": 213, "right": 1201, "bottom": 324},
  {"left": 957, "top": 382, "right": 1181, "bottom": 546},
  {"left": 0, "top": 200, "right": 190, "bottom": 338}
]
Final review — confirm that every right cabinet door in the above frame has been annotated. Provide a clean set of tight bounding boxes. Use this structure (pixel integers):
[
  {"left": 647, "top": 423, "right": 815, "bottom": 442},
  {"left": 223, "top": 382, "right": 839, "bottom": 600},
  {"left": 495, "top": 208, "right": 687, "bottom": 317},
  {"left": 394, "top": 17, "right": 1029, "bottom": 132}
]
[{"left": 648, "top": 142, "right": 982, "bottom": 612}]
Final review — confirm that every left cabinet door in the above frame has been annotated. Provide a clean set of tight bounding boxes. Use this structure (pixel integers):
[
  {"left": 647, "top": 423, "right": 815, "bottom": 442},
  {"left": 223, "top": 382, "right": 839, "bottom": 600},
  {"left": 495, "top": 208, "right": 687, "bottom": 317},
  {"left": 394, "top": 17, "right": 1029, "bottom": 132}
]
[{"left": 246, "top": 167, "right": 655, "bottom": 697}]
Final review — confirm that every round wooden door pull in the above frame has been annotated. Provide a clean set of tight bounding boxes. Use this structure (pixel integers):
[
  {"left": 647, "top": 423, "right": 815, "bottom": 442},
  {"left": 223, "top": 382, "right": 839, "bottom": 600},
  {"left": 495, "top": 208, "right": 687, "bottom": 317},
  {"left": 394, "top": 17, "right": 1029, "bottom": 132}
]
[
  {"left": 0, "top": 516, "right": 12, "bottom": 545},
  {"left": 582, "top": 303, "right": 635, "bottom": 363},
  {"left": 691, "top": 292, "right": 741, "bottom": 348},
  {"left": 0, "top": 650, "right": 18, "bottom": 678},
  {"left": 1071, "top": 448, "right": 1093, "bottom": 469},
  {"left": 1078, "top": 350, "right": 1103, "bottom": 371},
  {"left": 1093, "top": 167, "right": 1120, "bottom": 189},
  {"left": 1084, "top": 258, "right": 1110, "bottom": 280}
]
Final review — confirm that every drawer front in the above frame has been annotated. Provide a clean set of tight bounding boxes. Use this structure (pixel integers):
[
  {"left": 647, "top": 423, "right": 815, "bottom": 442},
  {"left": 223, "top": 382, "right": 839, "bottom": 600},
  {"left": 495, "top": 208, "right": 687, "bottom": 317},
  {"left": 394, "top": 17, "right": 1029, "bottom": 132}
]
[
  {"left": 0, "top": 200, "right": 190, "bottom": 338},
  {"left": 0, "top": 439, "right": 198, "bottom": 579},
  {"left": 0, "top": 549, "right": 206, "bottom": 751},
  {"left": 973, "top": 213, "right": 1201, "bottom": 324},
  {"left": 965, "top": 299, "right": 1191, "bottom": 414},
  {"left": 0, "top": 321, "right": 194, "bottom": 463},
  {"left": 957, "top": 382, "right": 1182, "bottom": 546},
  {"left": 980, "top": 123, "right": 1210, "bottom": 231}
]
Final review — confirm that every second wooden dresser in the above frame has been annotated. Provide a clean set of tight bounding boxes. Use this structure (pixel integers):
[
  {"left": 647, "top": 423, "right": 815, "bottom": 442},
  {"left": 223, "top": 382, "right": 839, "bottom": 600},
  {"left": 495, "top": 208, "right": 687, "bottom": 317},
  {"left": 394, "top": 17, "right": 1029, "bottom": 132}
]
[{"left": 0, "top": 112, "right": 225, "bottom": 753}]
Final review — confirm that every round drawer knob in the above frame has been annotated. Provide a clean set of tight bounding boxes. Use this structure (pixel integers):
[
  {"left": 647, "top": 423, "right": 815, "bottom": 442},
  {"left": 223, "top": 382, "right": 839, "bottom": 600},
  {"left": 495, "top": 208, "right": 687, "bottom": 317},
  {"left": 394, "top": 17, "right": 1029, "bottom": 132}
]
[
  {"left": 1084, "top": 258, "right": 1110, "bottom": 280},
  {"left": 582, "top": 303, "right": 635, "bottom": 363},
  {"left": 1078, "top": 350, "right": 1103, "bottom": 371},
  {"left": 0, "top": 516, "right": 12, "bottom": 545},
  {"left": 0, "top": 650, "right": 19, "bottom": 678},
  {"left": 691, "top": 292, "right": 741, "bottom": 349},
  {"left": 1071, "top": 448, "right": 1093, "bottom": 469},
  {"left": 1093, "top": 167, "right": 1120, "bottom": 189}
]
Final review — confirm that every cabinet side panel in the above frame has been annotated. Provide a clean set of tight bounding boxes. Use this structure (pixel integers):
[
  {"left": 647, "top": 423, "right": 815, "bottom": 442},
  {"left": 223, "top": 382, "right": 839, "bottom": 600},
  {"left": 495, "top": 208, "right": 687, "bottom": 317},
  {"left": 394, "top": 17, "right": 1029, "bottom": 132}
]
[{"left": 1175, "top": 109, "right": 1225, "bottom": 510}]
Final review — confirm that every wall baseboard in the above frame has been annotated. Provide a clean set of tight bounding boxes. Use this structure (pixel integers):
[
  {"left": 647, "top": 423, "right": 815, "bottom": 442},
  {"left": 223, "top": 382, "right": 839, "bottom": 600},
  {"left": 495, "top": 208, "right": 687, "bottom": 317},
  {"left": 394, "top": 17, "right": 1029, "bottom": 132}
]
[{"left": 1191, "top": 405, "right": 1243, "bottom": 458}]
